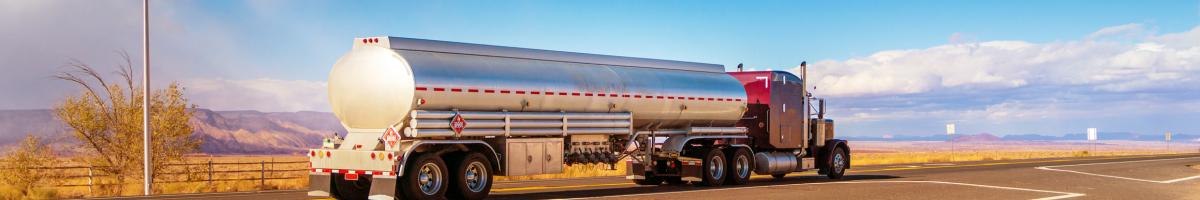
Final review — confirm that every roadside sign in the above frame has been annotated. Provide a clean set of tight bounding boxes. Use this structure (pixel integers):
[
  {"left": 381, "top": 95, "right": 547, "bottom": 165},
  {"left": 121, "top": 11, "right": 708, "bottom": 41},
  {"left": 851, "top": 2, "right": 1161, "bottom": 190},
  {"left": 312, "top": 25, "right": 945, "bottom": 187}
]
[
  {"left": 1087, "top": 128, "right": 1097, "bottom": 141},
  {"left": 450, "top": 112, "right": 468, "bottom": 135},
  {"left": 946, "top": 123, "right": 956, "bottom": 135}
]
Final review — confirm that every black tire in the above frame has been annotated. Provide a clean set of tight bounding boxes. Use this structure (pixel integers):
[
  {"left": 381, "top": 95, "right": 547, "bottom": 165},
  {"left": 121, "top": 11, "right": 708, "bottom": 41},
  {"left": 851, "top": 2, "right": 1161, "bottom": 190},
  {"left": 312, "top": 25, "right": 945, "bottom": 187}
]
[
  {"left": 399, "top": 153, "right": 449, "bottom": 200},
  {"left": 448, "top": 153, "right": 493, "bottom": 200},
  {"left": 696, "top": 148, "right": 727, "bottom": 186},
  {"left": 826, "top": 147, "right": 848, "bottom": 179},
  {"left": 725, "top": 148, "right": 752, "bottom": 185},
  {"left": 771, "top": 174, "right": 786, "bottom": 179},
  {"left": 632, "top": 174, "right": 663, "bottom": 185},
  {"left": 330, "top": 173, "right": 370, "bottom": 200}
]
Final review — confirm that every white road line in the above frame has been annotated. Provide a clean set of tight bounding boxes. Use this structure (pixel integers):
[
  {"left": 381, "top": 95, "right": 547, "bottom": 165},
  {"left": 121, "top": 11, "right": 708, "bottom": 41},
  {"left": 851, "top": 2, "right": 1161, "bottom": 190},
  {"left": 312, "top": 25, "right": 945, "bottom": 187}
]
[
  {"left": 555, "top": 180, "right": 1085, "bottom": 200},
  {"left": 1035, "top": 156, "right": 1200, "bottom": 184}
]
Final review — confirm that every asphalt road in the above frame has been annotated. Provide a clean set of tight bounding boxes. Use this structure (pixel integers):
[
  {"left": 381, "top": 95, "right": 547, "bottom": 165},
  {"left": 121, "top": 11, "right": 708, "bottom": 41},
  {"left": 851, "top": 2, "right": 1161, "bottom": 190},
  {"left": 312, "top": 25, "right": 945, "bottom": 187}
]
[{"left": 97, "top": 153, "right": 1200, "bottom": 200}]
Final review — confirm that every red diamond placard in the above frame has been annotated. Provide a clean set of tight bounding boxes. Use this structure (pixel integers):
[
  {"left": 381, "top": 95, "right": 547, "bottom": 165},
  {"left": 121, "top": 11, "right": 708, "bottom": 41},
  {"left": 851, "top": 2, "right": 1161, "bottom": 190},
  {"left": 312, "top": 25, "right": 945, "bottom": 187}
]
[
  {"left": 449, "top": 113, "right": 467, "bottom": 135},
  {"left": 383, "top": 127, "right": 400, "bottom": 148}
]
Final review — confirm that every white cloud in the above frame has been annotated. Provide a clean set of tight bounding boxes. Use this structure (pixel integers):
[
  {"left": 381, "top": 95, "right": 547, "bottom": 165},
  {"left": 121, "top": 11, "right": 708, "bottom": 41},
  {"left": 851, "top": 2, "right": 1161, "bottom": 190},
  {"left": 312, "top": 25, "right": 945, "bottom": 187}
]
[
  {"left": 802, "top": 24, "right": 1200, "bottom": 136},
  {"left": 800, "top": 24, "right": 1200, "bottom": 98},
  {"left": 183, "top": 78, "right": 328, "bottom": 112}
]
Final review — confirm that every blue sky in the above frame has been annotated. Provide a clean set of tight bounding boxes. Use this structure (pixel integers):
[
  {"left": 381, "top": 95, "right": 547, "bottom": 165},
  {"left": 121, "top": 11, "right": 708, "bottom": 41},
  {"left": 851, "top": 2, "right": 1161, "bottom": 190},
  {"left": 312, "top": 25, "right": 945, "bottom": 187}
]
[{"left": 2, "top": 0, "right": 1198, "bottom": 137}]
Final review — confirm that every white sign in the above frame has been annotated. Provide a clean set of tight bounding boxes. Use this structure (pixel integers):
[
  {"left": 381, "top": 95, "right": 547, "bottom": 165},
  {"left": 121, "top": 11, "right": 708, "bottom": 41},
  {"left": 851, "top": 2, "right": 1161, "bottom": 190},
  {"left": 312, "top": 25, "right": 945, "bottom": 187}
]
[
  {"left": 1087, "top": 128, "right": 1097, "bottom": 141},
  {"left": 1166, "top": 131, "right": 1172, "bottom": 142},
  {"left": 946, "top": 123, "right": 956, "bottom": 135}
]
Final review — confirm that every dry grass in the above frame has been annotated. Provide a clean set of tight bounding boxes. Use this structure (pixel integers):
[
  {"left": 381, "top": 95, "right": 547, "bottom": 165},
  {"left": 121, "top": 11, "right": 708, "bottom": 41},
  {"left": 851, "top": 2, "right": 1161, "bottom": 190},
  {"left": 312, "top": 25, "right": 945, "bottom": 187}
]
[{"left": 851, "top": 150, "right": 1167, "bottom": 166}]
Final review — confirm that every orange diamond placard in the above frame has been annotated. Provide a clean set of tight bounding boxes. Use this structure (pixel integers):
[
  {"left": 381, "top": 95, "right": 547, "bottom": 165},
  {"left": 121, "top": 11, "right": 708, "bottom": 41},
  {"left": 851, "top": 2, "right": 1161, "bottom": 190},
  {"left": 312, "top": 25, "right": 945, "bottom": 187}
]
[
  {"left": 450, "top": 113, "right": 467, "bottom": 135},
  {"left": 383, "top": 127, "right": 400, "bottom": 148}
]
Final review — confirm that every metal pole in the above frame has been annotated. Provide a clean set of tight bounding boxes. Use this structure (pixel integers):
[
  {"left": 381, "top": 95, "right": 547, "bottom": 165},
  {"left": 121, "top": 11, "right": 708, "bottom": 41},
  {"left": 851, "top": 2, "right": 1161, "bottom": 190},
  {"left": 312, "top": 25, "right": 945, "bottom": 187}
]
[
  {"left": 141, "top": 0, "right": 153, "bottom": 196},
  {"left": 88, "top": 166, "right": 94, "bottom": 197},
  {"left": 260, "top": 161, "right": 265, "bottom": 189},
  {"left": 207, "top": 160, "right": 213, "bottom": 185}
]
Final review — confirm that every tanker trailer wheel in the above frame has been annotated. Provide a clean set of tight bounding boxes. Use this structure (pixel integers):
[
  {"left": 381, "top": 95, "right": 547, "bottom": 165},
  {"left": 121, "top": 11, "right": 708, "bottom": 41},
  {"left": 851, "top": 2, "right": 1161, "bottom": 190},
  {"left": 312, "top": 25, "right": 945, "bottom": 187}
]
[
  {"left": 696, "top": 148, "right": 727, "bottom": 186},
  {"left": 448, "top": 153, "right": 493, "bottom": 200},
  {"left": 399, "top": 153, "right": 448, "bottom": 200},
  {"left": 724, "top": 148, "right": 752, "bottom": 185},
  {"left": 826, "top": 147, "right": 848, "bottom": 179},
  {"left": 331, "top": 173, "right": 371, "bottom": 200}
]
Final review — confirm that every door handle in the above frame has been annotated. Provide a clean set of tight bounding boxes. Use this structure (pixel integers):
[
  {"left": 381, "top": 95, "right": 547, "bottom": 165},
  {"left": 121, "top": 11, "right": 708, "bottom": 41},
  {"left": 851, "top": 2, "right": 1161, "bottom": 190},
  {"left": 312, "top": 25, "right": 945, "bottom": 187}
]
[
  {"left": 546, "top": 154, "right": 552, "bottom": 162},
  {"left": 527, "top": 155, "right": 533, "bottom": 163}
]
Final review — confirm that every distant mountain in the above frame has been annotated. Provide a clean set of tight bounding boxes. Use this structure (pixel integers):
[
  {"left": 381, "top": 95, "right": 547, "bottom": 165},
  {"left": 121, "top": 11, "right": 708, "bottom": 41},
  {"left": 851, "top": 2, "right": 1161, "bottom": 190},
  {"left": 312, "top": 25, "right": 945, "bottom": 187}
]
[
  {"left": 952, "top": 133, "right": 1002, "bottom": 142},
  {"left": 0, "top": 109, "right": 344, "bottom": 155}
]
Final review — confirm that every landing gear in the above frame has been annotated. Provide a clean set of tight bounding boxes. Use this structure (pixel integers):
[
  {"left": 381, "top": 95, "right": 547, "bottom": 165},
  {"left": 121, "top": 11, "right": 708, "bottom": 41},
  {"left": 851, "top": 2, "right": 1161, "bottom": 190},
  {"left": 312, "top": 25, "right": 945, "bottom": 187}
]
[
  {"left": 399, "top": 153, "right": 448, "bottom": 200},
  {"left": 826, "top": 146, "right": 848, "bottom": 179},
  {"left": 448, "top": 153, "right": 493, "bottom": 200},
  {"left": 696, "top": 148, "right": 727, "bottom": 186},
  {"left": 725, "top": 148, "right": 752, "bottom": 185}
]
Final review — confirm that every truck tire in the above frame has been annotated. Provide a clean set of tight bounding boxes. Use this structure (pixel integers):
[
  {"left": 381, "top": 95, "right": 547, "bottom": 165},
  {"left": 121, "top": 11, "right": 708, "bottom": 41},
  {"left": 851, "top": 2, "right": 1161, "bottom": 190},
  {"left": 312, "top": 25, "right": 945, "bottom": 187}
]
[
  {"left": 399, "top": 153, "right": 448, "bottom": 200},
  {"left": 696, "top": 148, "right": 727, "bottom": 186},
  {"left": 448, "top": 153, "right": 493, "bottom": 200},
  {"left": 725, "top": 148, "right": 752, "bottom": 185},
  {"left": 330, "top": 173, "right": 370, "bottom": 200},
  {"left": 826, "top": 147, "right": 848, "bottom": 179}
]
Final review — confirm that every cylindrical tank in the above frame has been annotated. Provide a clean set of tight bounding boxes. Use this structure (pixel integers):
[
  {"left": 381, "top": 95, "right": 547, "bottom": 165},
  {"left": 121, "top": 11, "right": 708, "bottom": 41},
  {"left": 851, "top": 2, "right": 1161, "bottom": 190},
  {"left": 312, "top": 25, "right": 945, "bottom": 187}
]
[{"left": 329, "top": 37, "right": 747, "bottom": 132}]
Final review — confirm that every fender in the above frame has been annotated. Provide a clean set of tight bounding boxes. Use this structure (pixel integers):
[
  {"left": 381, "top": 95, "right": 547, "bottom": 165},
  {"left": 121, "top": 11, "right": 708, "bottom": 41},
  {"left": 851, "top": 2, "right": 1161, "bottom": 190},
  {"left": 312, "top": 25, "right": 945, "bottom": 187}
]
[
  {"left": 395, "top": 140, "right": 501, "bottom": 177},
  {"left": 661, "top": 135, "right": 751, "bottom": 156},
  {"left": 815, "top": 139, "right": 850, "bottom": 170}
]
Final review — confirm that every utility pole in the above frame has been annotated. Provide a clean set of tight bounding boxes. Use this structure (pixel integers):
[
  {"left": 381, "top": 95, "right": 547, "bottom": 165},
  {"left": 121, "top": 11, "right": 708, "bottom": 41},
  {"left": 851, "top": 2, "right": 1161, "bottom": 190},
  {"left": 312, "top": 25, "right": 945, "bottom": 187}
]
[{"left": 142, "top": 0, "right": 153, "bottom": 195}]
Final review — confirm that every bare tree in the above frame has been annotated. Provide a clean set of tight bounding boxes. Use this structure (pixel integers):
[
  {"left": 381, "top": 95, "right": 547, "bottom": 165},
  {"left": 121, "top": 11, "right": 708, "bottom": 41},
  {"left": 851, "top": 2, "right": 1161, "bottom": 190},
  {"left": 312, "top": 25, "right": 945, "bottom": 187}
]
[{"left": 52, "top": 51, "right": 200, "bottom": 195}]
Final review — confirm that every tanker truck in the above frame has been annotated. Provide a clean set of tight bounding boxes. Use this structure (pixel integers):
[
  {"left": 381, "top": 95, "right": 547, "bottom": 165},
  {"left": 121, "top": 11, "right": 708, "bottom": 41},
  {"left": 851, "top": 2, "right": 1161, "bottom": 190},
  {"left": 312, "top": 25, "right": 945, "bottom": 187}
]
[{"left": 307, "top": 36, "right": 848, "bottom": 200}]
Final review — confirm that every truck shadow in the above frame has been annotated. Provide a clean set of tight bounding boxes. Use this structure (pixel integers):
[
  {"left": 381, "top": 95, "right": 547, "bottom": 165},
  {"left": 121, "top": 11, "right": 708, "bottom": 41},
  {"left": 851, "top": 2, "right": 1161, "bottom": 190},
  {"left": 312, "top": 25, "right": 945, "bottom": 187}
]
[{"left": 489, "top": 174, "right": 901, "bottom": 199}]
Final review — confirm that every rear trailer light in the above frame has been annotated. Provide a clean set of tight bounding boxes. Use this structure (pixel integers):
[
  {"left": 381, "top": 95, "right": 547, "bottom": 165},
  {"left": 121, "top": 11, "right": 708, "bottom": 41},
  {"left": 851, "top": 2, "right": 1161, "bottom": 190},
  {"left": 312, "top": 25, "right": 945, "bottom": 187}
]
[
  {"left": 371, "top": 152, "right": 377, "bottom": 160},
  {"left": 326, "top": 151, "right": 331, "bottom": 157}
]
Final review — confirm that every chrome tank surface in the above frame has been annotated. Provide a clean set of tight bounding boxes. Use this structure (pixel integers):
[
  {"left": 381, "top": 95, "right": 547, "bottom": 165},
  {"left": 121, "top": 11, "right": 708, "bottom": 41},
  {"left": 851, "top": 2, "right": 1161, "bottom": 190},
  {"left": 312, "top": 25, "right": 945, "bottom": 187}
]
[{"left": 329, "top": 37, "right": 748, "bottom": 132}]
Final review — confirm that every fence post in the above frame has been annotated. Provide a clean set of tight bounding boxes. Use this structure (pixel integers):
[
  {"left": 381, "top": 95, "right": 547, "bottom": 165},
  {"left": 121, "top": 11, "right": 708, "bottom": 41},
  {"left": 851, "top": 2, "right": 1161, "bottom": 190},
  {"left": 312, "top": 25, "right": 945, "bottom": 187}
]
[
  {"left": 260, "top": 160, "right": 265, "bottom": 190},
  {"left": 208, "top": 160, "right": 213, "bottom": 185},
  {"left": 87, "top": 166, "right": 94, "bottom": 197}
]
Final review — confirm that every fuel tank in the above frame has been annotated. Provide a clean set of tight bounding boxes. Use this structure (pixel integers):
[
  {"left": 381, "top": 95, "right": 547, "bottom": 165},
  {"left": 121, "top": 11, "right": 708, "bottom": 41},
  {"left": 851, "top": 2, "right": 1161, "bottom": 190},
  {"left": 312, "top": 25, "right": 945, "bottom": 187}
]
[{"left": 329, "top": 37, "right": 747, "bottom": 132}]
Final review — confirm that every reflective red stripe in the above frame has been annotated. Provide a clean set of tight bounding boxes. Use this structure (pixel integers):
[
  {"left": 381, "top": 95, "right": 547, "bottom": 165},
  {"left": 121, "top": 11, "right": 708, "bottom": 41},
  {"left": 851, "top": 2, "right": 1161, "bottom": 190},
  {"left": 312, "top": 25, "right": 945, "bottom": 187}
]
[
  {"left": 415, "top": 87, "right": 428, "bottom": 91},
  {"left": 450, "top": 88, "right": 463, "bottom": 92},
  {"left": 531, "top": 91, "right": 541, "bottom": 95},
  {"left": 515, "top": 90, "right": 526, "bottom": 94},
  {"left": 468, "top": 89, "right": 480, "bottom": 92},
  {"left": 433, "top": 88, "right": 446, "bottom": 91},
  {"left": 484, "top": 89, "right": 496, "bottom": 93}
]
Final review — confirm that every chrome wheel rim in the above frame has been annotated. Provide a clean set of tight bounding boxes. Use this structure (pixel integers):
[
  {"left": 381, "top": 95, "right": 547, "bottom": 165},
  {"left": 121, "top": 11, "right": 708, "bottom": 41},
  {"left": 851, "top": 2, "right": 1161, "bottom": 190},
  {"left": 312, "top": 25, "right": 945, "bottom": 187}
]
[
  {"left": 465, "top": 161, "right": 488, "bottom": 193},
  {"left": 832, "top": 152, "right": 845, "bottom": 174},
  {"left": 418, "top": 162, "right": 443, "bottom": 195},
  {"left": 736, "top": 154, "right": 750, "bottom": 178},
  {"left": 709, "top": 154, "right": 725, "bottom": 179}
]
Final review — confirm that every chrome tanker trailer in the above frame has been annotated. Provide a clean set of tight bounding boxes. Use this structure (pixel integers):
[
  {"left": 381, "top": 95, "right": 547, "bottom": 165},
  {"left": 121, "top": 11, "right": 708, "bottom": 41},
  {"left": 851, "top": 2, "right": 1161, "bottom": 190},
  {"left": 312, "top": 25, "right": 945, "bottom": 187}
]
[{"left": 308, "top": 36, "right": 849, "bottom": 200}]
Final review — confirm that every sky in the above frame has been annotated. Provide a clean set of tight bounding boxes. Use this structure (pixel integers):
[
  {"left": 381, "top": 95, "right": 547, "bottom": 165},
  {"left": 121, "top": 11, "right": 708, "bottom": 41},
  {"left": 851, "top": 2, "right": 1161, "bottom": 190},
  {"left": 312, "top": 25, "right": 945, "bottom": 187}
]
[{"left": 1, "top": 0, "right": 1198, "bottom": 137}]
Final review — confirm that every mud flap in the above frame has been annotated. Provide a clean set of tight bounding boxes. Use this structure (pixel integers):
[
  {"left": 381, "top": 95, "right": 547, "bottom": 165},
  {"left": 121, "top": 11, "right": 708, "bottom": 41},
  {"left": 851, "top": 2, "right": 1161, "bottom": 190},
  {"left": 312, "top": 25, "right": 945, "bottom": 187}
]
[
  {"left": 308, "top": 174, "right": 332, "bottom": 197},
  {"left": 367, "top": 176, "right": 397, "bottom": 200}
]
